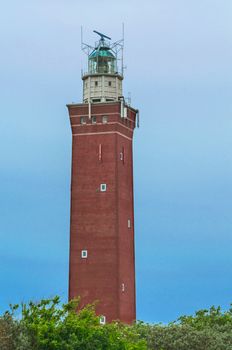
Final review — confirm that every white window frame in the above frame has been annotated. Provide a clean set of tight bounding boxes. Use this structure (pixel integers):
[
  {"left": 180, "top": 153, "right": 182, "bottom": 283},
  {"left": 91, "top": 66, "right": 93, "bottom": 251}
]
[
  {"left": 80, "top": 117, "right": 86, "bottom": 125},
  {"left": 91, "top": 116, "right": 97, "bottom": 124},
  {"left": 102, "top": 116, "right": 108, "bottom": 124},
  {"left": 128, "top": 219, "right": 131, "bottom": 228},
  {"left": 100, "top": 184, "right": 107, "bottom": 192},
  {"left": 99, "top": 315, "right": 106, "bottom": 325},
  {"left": 81, "top": 250, "right": 88, "bottom": 258}
]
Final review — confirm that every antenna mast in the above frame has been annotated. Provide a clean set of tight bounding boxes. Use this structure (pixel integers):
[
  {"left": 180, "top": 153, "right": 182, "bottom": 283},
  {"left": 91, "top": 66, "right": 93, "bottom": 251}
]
[{"left": 81, "top": 26, "right": 95, "bottom": 56}]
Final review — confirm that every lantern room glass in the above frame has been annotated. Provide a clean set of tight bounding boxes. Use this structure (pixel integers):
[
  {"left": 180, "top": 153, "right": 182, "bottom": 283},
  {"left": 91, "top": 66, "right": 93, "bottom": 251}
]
[{"left": 88, "top": 49, "right": 116, "bottom": 74}]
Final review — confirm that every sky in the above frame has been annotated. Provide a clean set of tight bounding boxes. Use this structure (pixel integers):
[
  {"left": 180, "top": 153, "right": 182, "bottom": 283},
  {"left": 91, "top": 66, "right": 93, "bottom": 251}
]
[{"left": 0, "top": 0, "right": 232, "bottom": 323}]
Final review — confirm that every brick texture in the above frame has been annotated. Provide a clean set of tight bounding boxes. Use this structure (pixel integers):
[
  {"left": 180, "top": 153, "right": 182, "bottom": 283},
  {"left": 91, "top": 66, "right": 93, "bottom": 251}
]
[{"left": 68, "top": 101, "right": 136, "bottom": 323}]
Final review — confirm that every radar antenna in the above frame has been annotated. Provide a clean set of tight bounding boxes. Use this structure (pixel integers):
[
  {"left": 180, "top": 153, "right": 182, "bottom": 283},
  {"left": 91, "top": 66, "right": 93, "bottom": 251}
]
[{"left": 93, "top": 30, "right": 111, "bottom": 41}]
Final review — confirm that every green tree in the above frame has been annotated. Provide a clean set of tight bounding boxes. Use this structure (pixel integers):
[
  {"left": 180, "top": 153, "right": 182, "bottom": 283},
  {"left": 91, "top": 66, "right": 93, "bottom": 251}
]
[
  {"left": 3, "top": 297, "right": 232, "bottom": 350},
  {"left": 0, "top": 305, "right": 31, "bottom": 350},
  {"left": 19, "top": 297, "right": 147, "bottom": 350},
  {"left": 135, "top": 305, "right": 232, "bottom": 350}
]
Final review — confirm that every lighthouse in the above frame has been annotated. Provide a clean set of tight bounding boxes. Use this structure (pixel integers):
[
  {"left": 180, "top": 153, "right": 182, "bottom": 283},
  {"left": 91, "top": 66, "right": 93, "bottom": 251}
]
[{"left": 67, "top": 30, "right": 138, "bottom": 324}]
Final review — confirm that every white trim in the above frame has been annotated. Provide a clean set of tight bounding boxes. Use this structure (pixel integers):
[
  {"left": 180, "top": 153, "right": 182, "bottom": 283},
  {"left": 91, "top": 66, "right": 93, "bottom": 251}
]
[
  {"left": 70, "top": 113, "right": 135, "bottom": 124},
  {"left": 100, "top": 184, "right": 107, "bottom": 192},
  {"left": 99, "top": 144, "right": 102, "bottom": 161},
  {"left": 72, "top": 122, "right": 133, "bottom": 133},
  {"left": 99, "top": 315, "right": 106, "bottom": 325},
  {"left": 80, "top": 117, "right": 86, "bottom": 124},
  {"left": 81, "top": 250, "right": 88, "bottom": 258},
  {"left": 72, "top": 131, "right": 132, "bottom": 141},
  {"left": 102, "top": 115, "right": 108, "bottom": 124},
  {"left": 91, "top": 116, "right": 97, "bottom": 124},
  {"left": 71, "top": 112, "right": 119, "bottom": 118}
]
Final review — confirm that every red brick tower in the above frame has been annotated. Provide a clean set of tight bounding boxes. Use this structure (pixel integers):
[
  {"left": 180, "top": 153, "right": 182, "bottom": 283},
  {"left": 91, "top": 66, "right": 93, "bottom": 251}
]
[{"left": 67, "top": 31, "right": 138, "bottom": 324}]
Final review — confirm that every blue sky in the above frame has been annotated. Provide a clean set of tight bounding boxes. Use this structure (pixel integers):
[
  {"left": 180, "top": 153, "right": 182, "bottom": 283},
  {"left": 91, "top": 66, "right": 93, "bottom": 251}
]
[{"left": 0, "top": 0, "right": 232, "bottom": 323}]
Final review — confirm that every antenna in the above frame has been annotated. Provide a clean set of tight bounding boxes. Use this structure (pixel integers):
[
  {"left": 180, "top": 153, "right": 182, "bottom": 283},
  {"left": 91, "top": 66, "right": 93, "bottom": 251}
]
[
  {"left": 93, "top": 30, "right": 111, "bottom": 41},
  {"left": 128, "top": 92, "right": 131, "bottom": 106},
  {"left": 122, "top": 23, "right": 124, "bottom": 76},
  {"left": 108, "top": 24, "right": 124, "bottom": 76},
  {"left": 81, "top": 26, "right": 94, "bottom": 55}
]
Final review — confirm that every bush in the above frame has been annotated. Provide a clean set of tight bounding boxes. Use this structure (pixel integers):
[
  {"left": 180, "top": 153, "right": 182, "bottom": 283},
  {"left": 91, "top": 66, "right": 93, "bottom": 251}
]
[
  {"left": 0, "top": 297, "right": 147, "bottom": 350},
  {"left": 134, "top": 306, "right": 232, "bottom": 350},
  {"left": 1, "top": 297, "right": 232, "bottom": 350}
]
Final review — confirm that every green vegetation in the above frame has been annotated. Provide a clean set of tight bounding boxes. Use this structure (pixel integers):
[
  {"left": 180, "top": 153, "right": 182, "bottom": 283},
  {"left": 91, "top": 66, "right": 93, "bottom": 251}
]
[
  {"left": 135, "top": 305, "right": 232, "bottom": 349},
  {"left": 0, "top": 297, "right": 146, "bottom": 350},
  {"left": 1, "top": 297, "right": 232, "bottom": 349}
]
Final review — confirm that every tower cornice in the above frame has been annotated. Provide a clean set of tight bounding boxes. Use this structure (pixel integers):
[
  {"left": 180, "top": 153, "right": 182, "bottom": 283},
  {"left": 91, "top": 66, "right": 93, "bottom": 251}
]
[{"left": 82, "top": 73, "right": 123, "bottom": 81}]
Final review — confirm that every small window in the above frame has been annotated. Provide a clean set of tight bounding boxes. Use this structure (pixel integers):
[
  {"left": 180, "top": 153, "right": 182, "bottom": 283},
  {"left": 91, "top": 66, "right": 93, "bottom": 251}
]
[
  {"left": 128, "top": 219, "right": 131, "bottom": 228},
  {"left": 99, "top": 315, "right": 106, "bottom": 325},
  {"left": 80, "top": 117, "right": 86, "bottom": 125},
  {"left": 99, "top": 144, "right": 102, "bottom": 161},
  {"left": 91, "top": 116, "right": 97, "bottom": 124},
  {"left": 120, "top": 152, "right": 124, "bottom": 161},
  {"left": 102, "top": 116, "right": 108, "bottom": 124},
  {"left": 81, "top": 250, "right": 88, "bottom": 258},
  {"left": 122, "top": 283, "right": 125, "bottom": 292},
  {"left": 124, "top": 107, "right": 128, "bottom": 118},
  {"left": 95, "top": 81, "right": 98, "bottom": 87},
  {"left": 108, "top": 81, "right": 112, "bottom": 87},
  {"left": 100, "top": 184, "right": 107, "bottom": 192}
]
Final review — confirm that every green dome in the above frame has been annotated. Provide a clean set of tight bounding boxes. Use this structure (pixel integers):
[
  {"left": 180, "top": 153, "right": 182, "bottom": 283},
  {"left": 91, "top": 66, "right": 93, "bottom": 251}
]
[
  {"left": 89, "top": 47, "right": 115, "bottom": 59},
  {"left": 88, "top": 45, "right": 116, "bottom": 74}
]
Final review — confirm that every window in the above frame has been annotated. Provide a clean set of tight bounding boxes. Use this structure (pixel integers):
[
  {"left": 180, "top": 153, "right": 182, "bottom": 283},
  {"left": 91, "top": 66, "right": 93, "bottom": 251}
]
[
  {"left": 98, "top": 144, "right": 102, "bottom": 161},
  {"left": 102, "top": 116, "right": 108, "bottom": 124},
  {"left": 100, "top": 184, "right": 107, "bottom": 192},
  {"left": 120, "top": 148, "right": 124, "bottom": 162},
  {"left": 108, "top": 81, "right": 112, "bottom": 87},
  {"left": 95, "top": 81, "right": 98, "bottom": 87},
  {"left": 124, "top": 107, "right": 128, "bottom": 118},
  {"left": 91, "top": 116, "right": 97, "bottom": 124},
  {"left": 81, "top": 250, "right": 88, "bottom": 258},
  {"left": 122, "top": 283, "right": 125, "bottom": 292},
  {"left": 80, "top": 117, "right": 86, "bottom": 124},
  {"left": 128, "top": 219, "right": 131, "bottom": 228},
  {"left": 99, "top": 315, "right": 106, "bottom": 325}
]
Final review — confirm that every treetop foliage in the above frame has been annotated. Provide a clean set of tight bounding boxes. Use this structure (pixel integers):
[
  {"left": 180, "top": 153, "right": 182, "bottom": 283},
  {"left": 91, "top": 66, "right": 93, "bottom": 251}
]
[{"left": 1, "top": 297, "right": 232, "bottom": 350}]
